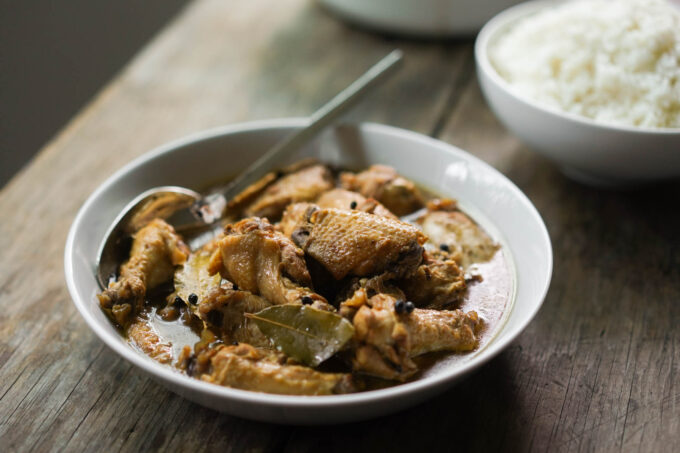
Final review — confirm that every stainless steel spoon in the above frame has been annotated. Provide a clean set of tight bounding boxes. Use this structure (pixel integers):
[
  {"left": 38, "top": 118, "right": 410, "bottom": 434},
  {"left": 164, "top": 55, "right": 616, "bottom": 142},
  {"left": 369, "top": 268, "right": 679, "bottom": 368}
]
[{"left": 96, "top": 49, "right": 404, "bottom": 289}]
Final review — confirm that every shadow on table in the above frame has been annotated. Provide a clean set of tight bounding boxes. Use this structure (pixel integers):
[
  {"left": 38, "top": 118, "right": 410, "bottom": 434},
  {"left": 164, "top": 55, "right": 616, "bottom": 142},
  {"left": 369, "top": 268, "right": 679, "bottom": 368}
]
[
  {"left": 282, "top": 353, "right": 530, "bottom": 451},
  {"left": 155, "top": 353, "right": 528, "bottom": 451}
]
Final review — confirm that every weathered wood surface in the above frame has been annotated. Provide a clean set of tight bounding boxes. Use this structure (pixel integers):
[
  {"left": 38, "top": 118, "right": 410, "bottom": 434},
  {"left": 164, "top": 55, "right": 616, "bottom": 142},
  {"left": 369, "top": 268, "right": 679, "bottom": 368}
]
[{"left": 1, "top": 0, "right": 678, "bottom": 451}]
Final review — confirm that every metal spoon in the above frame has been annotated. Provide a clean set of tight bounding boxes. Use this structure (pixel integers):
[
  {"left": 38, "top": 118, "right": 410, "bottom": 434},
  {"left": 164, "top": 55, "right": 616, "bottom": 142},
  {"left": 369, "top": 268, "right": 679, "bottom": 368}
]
[{"left": 96, "top": 49, "right": 404, "bottom": 289}]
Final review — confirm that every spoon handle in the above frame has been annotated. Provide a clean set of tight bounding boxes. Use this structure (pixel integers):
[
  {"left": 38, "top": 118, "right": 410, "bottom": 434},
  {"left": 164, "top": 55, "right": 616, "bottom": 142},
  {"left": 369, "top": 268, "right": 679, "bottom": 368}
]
[{"left": 193, "top": 49, "right": 403, "bottom": 222}]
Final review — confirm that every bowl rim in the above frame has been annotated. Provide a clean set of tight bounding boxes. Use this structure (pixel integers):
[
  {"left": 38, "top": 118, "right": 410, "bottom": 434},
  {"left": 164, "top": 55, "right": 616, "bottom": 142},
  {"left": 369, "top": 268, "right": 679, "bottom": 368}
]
[
  {"left": 475, "top": 0, "right": 680, "bottom": 135},
  {"left": 64, "top": 119, "right": 553, "bottom": 410}
]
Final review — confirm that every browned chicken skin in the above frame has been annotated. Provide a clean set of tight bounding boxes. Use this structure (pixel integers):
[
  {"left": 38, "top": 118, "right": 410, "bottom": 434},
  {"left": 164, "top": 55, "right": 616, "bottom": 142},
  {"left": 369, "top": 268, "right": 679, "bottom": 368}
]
[
  {"left": 292, "top": 208, "right": 426, "bottom": 280},
  {"left": 340, "top": 165, "right": 425, "bottom": 216},
  {"left": 245, "top": 164, "right": 334, "bottom": 221},
  {"left": 127, "top": 316, "right": 174, "bottom": 364},
  {"left": 201, "top": 344, "right": 355, "bottom": 395},
  {"left": 227, "top": 172, "right": 278, "bottom": 215},
  {"left": 98, "top": 219, "right": 189, "bottom": 326},
  {"left": 316, "top": 188, "right": 397, "bottom": 219},
  {"left": 208, "top": 217, "right": 330, "bottom": 309},
  {"left": 277, "top": 190, "right": 397, "bottom": 240},
  {"left": 197, "top": 286, "right": 272, "bottom": 347},
  {"left": 350, "top": 290, "right": 481, "bottom": 381},
  {"left": 397, "top": 251, "right": 467, "bottom": 309},
  {"left": 278, "top": 202, "right": 315, "bottom": 238},
  {"left": 419, "top": 199, "right": 499, "bottom": 269}
]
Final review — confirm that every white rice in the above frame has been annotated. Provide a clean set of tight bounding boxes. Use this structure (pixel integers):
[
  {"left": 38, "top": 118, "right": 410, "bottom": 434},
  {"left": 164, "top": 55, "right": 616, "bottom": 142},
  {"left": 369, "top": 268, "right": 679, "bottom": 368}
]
[{"left": 489, "top": 0, "right": 680, "bottom": 129}]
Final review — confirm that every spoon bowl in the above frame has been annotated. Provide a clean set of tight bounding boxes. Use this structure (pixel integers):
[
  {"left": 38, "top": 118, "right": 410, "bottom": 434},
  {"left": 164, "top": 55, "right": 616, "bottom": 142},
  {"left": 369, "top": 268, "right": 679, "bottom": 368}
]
[{"left": 96, "top": 186, "right": 201, "bottom": 288}]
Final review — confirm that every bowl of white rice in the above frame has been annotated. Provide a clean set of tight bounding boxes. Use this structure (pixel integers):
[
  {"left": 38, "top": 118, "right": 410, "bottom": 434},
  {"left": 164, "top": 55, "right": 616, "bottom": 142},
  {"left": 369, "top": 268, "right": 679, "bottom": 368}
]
[{"left": 475, "top": 0, "right": 680, "bottom": 185}]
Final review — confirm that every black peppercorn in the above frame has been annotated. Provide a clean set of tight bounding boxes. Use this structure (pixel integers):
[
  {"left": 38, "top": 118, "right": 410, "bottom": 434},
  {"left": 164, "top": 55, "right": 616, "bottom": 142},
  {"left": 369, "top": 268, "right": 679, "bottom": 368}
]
[
  {"left": 232, "top": 284, "right": 239, "bottom": 291},
  {"left": 439, "top": 243, "right": 450, "bottom": 252},
  {"left": 405, "top": 301, "right": 415, "bottom": 314},
  {"left": 350, "top": 200, "right": 358, "bottom": 209},
  {"left": 173, "top": 296, "right": 184, "bottom": 307},
  {"left": 394, "top": 299, "right": 405, "bottom": 314},
  {"left": 188, "top": 293, "right": 198, "bottom": 305},
  {"left": 301, "top": 295, "right": 313, "bottom": 305}
]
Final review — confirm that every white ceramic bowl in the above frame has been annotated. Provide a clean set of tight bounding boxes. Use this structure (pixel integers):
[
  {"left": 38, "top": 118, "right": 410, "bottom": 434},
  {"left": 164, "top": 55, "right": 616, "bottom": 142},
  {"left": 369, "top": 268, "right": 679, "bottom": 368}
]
[
  {"left": 64, "top": 120, "right": 552, "bottom": 424},
  {"left": 476, "top": 0, "right": 680, "bottom": 186},
  {"left": 319, "top": 0, "right": 521, "bottom": 36}
]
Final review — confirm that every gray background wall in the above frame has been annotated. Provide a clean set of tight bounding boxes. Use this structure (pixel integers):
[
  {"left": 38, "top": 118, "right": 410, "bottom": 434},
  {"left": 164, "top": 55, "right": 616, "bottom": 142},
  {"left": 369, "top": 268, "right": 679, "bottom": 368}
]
[{"left": 0, "top": 0, "right": 189, "bottom": 187}]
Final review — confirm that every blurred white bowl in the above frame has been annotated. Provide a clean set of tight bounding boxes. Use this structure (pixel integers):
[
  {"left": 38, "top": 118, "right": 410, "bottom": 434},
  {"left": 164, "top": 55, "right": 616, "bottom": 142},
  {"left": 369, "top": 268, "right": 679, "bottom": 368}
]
[
  {"left": 319, "top": 0, "right": 521, "bottom": 36},
  {"left": 475, "top": 0, "right": 680, "bottom": 186},
  {"left": 65, "top": 120, "right": 552, "bottom": 424}
]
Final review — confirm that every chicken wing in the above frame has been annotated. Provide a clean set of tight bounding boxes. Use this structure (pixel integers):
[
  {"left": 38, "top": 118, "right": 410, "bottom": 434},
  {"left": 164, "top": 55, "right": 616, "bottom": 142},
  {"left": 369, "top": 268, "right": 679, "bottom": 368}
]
[
  {"left": 419, "top": 199, "right": 499, "bottom": 268},
  {"left": 397, "top": 251, "right": 467, "bottom": 309},
  {"left": 245, "top": 164, "right": 334, "bottom": 221},
  {"left": 340, "top": 165, "right": 424, "bottom": 216},
  {"left": 98, "top": 219, "right": 189, "bottom": 327},
  {"left": 201, "top": 343, "right": 356, "bottom": 395},
  {"left": 351, "top": 291, "right": 481, "bottom": 381},
  {"left": 292, "top": 208, "right": 426, "bottom": 280},
  {"left": 208, "top": 217, "right": 330, "bottom": 309}
]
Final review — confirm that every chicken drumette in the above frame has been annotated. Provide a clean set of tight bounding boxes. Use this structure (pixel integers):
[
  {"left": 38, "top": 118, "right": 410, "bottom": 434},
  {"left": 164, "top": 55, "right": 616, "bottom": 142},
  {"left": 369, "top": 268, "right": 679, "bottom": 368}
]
[
  {"left": 208, "top": 217, "right": 329, "bottom": 309},
  {"left": 98, "top": 219, "right": 189, "bottom": 326}
]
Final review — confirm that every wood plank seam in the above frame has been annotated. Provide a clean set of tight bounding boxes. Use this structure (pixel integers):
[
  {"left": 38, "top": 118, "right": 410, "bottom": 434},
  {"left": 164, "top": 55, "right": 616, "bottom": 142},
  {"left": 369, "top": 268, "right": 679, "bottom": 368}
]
[{"left": 428, "top": 48, "right": 475, "bottom": 139}]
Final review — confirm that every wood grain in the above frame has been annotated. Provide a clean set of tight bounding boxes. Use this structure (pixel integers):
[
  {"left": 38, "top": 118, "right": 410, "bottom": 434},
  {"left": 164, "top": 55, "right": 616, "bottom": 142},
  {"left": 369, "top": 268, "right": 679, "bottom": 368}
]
[{"left": 1, "top": 0, "right": 678, "bottom": 452}]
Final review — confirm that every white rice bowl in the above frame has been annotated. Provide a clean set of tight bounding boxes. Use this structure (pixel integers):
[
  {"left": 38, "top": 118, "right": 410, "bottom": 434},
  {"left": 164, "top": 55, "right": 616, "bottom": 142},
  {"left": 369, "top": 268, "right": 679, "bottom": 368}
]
[{"left": 489, "top": 0, "right": 680, "bottom": 129}]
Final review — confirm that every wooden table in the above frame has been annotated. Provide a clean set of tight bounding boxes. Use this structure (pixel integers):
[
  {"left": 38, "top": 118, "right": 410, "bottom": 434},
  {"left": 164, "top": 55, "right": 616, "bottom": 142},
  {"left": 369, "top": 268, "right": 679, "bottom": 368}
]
[{"left": 1, "top": 1, "right": 678, "bottom": 451}]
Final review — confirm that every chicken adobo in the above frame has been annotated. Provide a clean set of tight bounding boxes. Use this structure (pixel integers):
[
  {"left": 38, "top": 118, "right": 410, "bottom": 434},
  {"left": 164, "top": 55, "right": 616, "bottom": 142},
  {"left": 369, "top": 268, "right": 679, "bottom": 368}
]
[{"left": 99, "top": 161, "right": 512, "bottom": 395}]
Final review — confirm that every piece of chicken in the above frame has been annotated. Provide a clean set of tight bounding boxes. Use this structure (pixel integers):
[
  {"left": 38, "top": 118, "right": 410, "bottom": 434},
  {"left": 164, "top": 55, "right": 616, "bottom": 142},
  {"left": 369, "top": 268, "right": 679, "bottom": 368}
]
[
  {"left": 316, "top": 188, "right": 397, "bottom": 219},
  {"left": 292, "top": 207, "right": 426, "bottom": 280},
  {"left": 197, "top": 285, "right": 272, "bottom": 347},
  {"left": 245, "top": 164, "right": 334, "bottom": 221},
  {"left": 419, "top": 199, "right": 498, "bottom": 268},
  {"left": 127, "top": 316, "right": 174, "bottom": 364},
  {"left": 277, "top": 190, "right": 396, "bottom": 241},
  {"left": 340, "top": 165, "right": 425, "bottom": 216},
  {"left": 397, "top": 251, "right": 467, "bottom": 309},
  {"left": 200, "top": 343, "right": 356, "bottom": 395},
  {"left": 277, "top": 191, "right": 397, "bottom": 242},
  {"left": 208, "top": 217, "right": 330, "bottom": 309},
  {"left": 98, "top": 219, "right": 189, "bottom": 327},
  {"left": 349, "top": 290, "right": 481, "bottom": 381},
  {"left": 227, "top": 172, "right": 278, "bottom": 215},
  {"left": 278, "top": 202, "right": 315, "bottom": 238},
  {"left": 336, "top": 273, "right": 397, "bottom": 318},
  {"left": 228, "top": 158, "right": 323, "bottom": 215}
]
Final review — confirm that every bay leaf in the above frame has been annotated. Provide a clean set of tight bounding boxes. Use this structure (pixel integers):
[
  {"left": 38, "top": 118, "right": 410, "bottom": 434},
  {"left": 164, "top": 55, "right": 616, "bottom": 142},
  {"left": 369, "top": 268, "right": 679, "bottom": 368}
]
[
  {"left": 174, "top": 247, "right": 221, "bottom": 310},
  {"left": 245, "top": 305, "right": 355, "bottom": 367}
]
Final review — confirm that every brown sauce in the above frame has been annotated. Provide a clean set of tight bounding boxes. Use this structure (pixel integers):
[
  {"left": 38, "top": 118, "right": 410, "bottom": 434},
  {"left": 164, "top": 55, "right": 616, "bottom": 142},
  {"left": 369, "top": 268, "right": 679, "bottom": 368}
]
[{"left": 412, "top": 250, "right": 513, "bottom": 381}]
